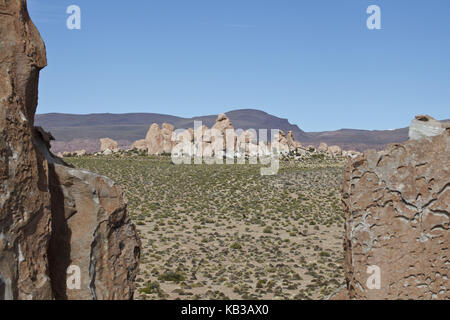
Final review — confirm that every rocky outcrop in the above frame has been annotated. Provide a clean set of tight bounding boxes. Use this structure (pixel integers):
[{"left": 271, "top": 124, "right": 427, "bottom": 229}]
[
  {"left": 338, "top": 123, "right": 449, "bottom": 299},
  {"left": 409, "top": 115, "right": 448, "bottom": 141},
  {"left": 318, "top": 143, "right": 328, "bottom": 152},
  {"left": 328, "top": 145, "right": 342, "bottom": 157},
  {"left": 100, "top": 138, "right": 119, "bottom": 153},
  {"left": 0, "top": 0, "right": 140, "bottom": 300},
  {"left": 0, "top": 0, "right": 52, "bottom": 300},
  {"left": 145, "top": 123, "right": 162, "bottom": 155},
  {"left": 211, "top": 114, "right": 236, "bottom": 157},
  {"left": 161, "top": 123, "right": 175, "bottom": 154},
  {"left": 47, "top": 162, "right": 140, "bottom": 300},
  {"left": 145, "top": 123, "right": 176, "bottom": 155}
]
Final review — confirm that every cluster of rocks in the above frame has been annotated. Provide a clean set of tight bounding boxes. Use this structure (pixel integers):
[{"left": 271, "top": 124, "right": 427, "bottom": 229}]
[
  {"left": 283, "top": 142, "right": 361, "bottom": 162},
  {"left": 0, "top": 1, "right": 140, "bottom": 300},
  {"left": 333, "top": 115, "right": 449, "bottom": 300},
  {"left": 124, "top": 113, "right": 361, "bottom": 161},
  {"left": 59, "top": 115, "right": 362, "bottom": 161}
]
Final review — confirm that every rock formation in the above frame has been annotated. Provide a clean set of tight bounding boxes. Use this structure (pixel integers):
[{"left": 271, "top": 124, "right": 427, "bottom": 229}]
[
  {"left": 273, "top": 130, "right": 290, "bottom": 155},
  {"left": 0, "top": 0, "right": 140, "bottom": 300},
  {"left": 212, "top": 113, "right": 234, "bottom": 133},
  {"left": 327, "top": 145, "right": 342, "bottom": 157},
  {"left": 145, "top": 123, "right": 162, "bottom": 155},
  {"left": 46, "top": 160, "right": 140, "bottom": 300},
  {"left": 145, "top": 123, "right": 176, "bottom": 155},
  {"left": 211, "top": 114, "right": 236, "bottom": 157},
  {"left": 161, "top": 123, "right": 175, "bottom": 154},
  {"left": 409, "top": 115, "right": 448, "bottom": 141},
  {"left": 0, "top": 0, "right": 52, "bottom": 300},
  {"left": 75, "top": 150, "right": 86, "bottom": 157},
  {"left": 100, "top": 138, "right": 119, "bottom": 153},
  {"left": 337, "top": 118, "right": 449, "bottom": 300},
  {"left": 131, "top": 139, "right": 147, "bottom": 151}
]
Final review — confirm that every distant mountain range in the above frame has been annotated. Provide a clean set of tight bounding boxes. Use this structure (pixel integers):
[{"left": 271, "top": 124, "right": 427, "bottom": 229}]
[{"left": 35, "top": 109, "right": 430, "bottom": 154}]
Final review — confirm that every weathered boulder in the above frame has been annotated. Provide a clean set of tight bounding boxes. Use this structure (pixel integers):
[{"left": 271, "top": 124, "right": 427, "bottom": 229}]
[
  {"left": 409, "top": 115, "right": 447, "bottom": 141},
  {"left": 47, "top": 162, "right": 140, "bottom": 300},
  {"left": 237, "top": 130, "right": 257, "bottom": 157},
  {"left": 273, "top": 130, "right": 290, "bottom": 155},
  {"left": 338, "top": 126, "right": 449, "bottom": 299},
  {"left": 328, "top": 145, "right": 342, "bottom": 157},
  {"left": 287, "top": 131, "right": 298, "bottom": 151},
  {"left": 293, "top": 141, "right": 303, "bottom": 151},
  {"left": 161, "top": 123, "right": 175, "bottom": 154},
  {"left": 0, "top": 0, "right": 140, "bottom": 300},
  {"left": 211, "top": 114, "right": 236, "bottom": 156},
  {"left": 131, "top": 139, "right": 148, "bottom": 151},
  {"left": 75, "top": 150, "right": 86, "bottom": 157},
  {"left": 0, "top": 0, "right": 53, "bottom": 300},
  {"left": 212, "top": 113, "right": 234, "bottom": 133},
  {"left": 100, "top": 138, "right": 119, "bottom": 153},
  {"left": 318, "top": 142, "right": 328, "bottom": 152},
  {"left": 342, "top": 150, "right": 361, "bottom": 159},
  {"left": 145, "top": 123, "right": 163, "bottom": 155}
]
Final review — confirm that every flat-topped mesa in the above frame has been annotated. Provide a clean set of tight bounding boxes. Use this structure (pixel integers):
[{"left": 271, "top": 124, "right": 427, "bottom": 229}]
[
  {"left": 0, "top": 0, "right": 140, "bottom": 300},
  {"left": 333, "top": 115, "right": 449, "bottom": 300}
]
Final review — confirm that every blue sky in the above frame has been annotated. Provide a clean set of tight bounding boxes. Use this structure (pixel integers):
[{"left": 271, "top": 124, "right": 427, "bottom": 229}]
[{"left": 28, "top": 0, "right": 449, "bottom": 131}]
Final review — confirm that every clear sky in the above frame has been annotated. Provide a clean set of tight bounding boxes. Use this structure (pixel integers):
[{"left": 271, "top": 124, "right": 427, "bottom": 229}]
[{"left": 28, "top": 0, "right": 449, "bottom": 131}]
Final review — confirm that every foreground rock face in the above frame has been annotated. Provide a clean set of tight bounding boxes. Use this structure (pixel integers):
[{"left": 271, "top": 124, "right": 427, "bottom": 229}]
[
  {"left": 131, "top": 139, "right": 147, "bottom": 151},
  {"left": 0, "top": 0, "right": 140, "bottom": 300},
  {"left": 100, "top": 138, "right": 119, "bottom": 153},
  {"left": 339, "top": 127, "right": 449, "bottom": 299}
]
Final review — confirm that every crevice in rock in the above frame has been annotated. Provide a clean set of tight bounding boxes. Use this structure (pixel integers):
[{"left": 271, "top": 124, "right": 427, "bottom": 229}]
[{"left": 47, "top": 164, "right": 71, "bottom": 300}]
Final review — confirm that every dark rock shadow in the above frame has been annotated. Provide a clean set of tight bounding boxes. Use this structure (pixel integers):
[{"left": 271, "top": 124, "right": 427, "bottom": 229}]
[{"left": 47, "top": 163, "right": 71, "bottom": 300}]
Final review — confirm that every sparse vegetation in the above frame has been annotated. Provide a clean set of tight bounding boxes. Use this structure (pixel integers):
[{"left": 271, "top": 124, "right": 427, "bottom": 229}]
[{"left": 66, "top": 154, "right": 346, "bottom": 300}]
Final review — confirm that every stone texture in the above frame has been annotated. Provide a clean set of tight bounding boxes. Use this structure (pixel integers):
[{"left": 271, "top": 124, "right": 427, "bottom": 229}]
[
  {"left": 47, "top": 163, "right": 140, "bottom": 300},
  {"left": 75, "top": 150, "right": 86, "bottom": 157},
  {"left": 145, "top": 123, "right": 162, "bottom": 155},
  {"left": 287, "top": 131, "right": 295, "bottom": 150},
  {"left": 211, "top": 114, "right": 236, "bottom": 156},
  {"left": 237, "top": 130, "right": 257, "bottom": 157},
  {"left": 145, "top": 123, "right": 176, "bottom": 155},
  {"left": 273, "top": 130, "right": 290, "bottom": 155},
  {"left": 0, "top": 0, "right": 52, "bottom": 300},
  {"left": 318, "top": 142, "right": 328, "bottom": 152},
  {"left": 328, "top": 145, "right": 342, "bottom": 157},
  {"left": 338, "top": 128, "right": 449, "bottom": 300},
  {"left": 0, "top": 1, "right": 140, "bottom": 300},
  {"left": 100, "top": 138, "right": 119, "bottom": 153},
  {"left": 131, "top": 139, "right": 147, "bottom": 151},
  {"left": 161, "top": 123, "right": 175, "bottom": 154},
  {"left": 409, "top": 115, "right": 447, "bottom": 141}
]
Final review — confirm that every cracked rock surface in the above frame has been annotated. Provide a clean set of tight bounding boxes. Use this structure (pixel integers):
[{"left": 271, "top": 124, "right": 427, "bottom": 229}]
[
  {"left": 0, "top": 0, "right": 140, "bottom": 300},
  {"left": 337, "top": 129, "right": 449, "bottom": 299}
]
